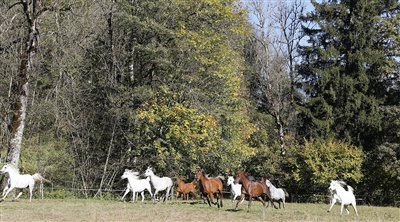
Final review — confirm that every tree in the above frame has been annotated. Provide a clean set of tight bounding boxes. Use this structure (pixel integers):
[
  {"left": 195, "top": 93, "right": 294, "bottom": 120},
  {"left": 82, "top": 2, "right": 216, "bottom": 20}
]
[
  {"left": 246, "top": 0, "right": 304, "bottom": 155},
  {"left": 4, "top": 0, "right": 47, "bottom": 167},
  {"left": 299, "top": 0, "right": 400, "bottom": 149},
  {"left": 296, "top": 138, "right": 364, "bottom": 186}
]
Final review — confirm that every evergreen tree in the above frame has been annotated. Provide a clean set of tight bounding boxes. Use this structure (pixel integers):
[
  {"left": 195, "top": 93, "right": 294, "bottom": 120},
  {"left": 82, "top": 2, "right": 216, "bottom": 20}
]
[{"left": 299, "top": 0, "right": 400, "bottom": 150}]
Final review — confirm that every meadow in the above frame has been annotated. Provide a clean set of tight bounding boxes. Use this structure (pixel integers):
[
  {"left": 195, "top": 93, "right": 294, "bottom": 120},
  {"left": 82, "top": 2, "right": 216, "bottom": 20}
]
[{"left": 0, "top": 199, "right": 398, "bottom": 222}]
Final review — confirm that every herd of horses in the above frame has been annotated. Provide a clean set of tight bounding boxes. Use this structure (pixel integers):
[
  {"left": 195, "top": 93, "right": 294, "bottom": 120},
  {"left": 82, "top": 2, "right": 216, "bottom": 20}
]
[
  {"left": 118, "top": 167, "right": 357, "bottom": 215},
  {"left": 0, "top": 163, "right": 359, "bottom": 216}
]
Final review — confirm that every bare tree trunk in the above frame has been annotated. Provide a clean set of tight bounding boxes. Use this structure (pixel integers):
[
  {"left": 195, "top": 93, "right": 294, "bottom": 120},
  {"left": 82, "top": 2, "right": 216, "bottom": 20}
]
[
  {"left": 95, "top": 121, "right": 117, "bottom": 198},
  {"left": 7, "top": 0, "right": 43, "bottom": 167},
  {"left": 275, "top": 114, "right": 286, "bottom": 155}
]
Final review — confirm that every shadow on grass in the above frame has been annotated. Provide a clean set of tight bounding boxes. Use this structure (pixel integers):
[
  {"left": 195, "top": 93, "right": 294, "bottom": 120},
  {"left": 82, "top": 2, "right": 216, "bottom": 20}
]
[{"left": 225, "top": 208, "right": 242, "bottom": 212}]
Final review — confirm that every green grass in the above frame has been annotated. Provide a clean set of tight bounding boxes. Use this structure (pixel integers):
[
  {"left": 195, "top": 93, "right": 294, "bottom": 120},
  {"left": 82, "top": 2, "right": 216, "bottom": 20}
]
[{"left": 0, "top": 198, "right": 399, "bottom": 221}]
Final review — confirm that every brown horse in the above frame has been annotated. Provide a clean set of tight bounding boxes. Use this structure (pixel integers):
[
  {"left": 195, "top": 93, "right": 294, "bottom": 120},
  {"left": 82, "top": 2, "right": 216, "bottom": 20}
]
[
  {"left": 176, "top": 176, "right": 197, "bottom": 200},
  {"left": 234, "top": 171, "right": 277, "bottom": 212},
  {"left": 195, "top": 168, "right": 223, "bottom": 208}
]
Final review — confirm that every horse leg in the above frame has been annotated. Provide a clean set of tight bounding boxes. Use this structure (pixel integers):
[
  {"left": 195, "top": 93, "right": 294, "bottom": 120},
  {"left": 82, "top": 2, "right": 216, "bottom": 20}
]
[
  {"left": 283, "top": 198, "right": 285, "bottom": 209},
  {"left": 121, "top": 188, "right": 130, "bottom": 201},
  {"left": 327, "top": 198, "right": 336, "bottom": 212},
  {"left": 345, "top": 205, "right": 350, "bottom": 214},
  {"left": 14, "top": 192, "right": 23, "bottom": 202},
  {"left": 267, "top": 193, "right": 278, "bottom": 209},
  {"left": 140, "top": 191, "right": 145, "bottom": 202},
  {"left": 146, "top": 187, "right": 153, "bottom": 200},
  {"left": 1, "top": 186, "right": 15, "bottom": 202},
  {"left": 209, "top": 193, "right": 215, "bottom": 206},
  {"left": 258, "top": 196, "right": 266, "bottom": 208},
  {"left": 235, "top": 193, "right": 245, "bottom": 210},
  {"left": 153, "top": 190, "right": 159, "bottom": 203},
  {"left": 164, "top": 187, "right": 171, "bottom": 202},
  {"left": 2, "top": 187, "right": 8, "bottom": 197},
  {"left": 351, "top": 202, "right": 359, "bottom": 216},
  {"left": 247, "top": 195, "right": 253, "bottom": 212},
  {"left": 132, "top": 191, "right": 136, "bottom": 203},
  {"left": 219, "top": 190, "right": 223, "bottom": 208},
  {"left": 340, "top": 203, "right": 344, "bottom": 216}
]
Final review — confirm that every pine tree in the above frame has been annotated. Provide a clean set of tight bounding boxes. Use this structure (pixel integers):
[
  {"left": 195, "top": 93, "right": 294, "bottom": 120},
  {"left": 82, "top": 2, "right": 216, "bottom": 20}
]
[{"left": 299, "top": 0, "right": 400, "bottom": 150}]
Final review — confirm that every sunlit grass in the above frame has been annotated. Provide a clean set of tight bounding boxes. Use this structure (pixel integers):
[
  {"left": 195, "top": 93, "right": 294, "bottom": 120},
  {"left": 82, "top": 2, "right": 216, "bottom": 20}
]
[{"left": 0, "top": 198, "right": 398, "bottom": 221}]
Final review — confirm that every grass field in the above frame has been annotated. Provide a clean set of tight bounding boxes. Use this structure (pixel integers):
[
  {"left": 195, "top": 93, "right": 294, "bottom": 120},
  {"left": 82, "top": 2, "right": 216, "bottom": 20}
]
[{"left": 0, "top": 198, "right": 399, "bottom": 222}]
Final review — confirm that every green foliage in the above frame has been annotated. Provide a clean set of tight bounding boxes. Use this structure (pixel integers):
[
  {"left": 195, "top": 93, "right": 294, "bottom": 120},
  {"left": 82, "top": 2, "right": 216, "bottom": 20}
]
[
  {"left": 299, "top": 0, "right": 400, "bottom": 149},
  {"left": 136, "top": 100, "right": 219, "bottom": 172},
  {"left": 296, "top": 138, "right": 364, "bottom": 186},
  {"left": 135, "top": 96, "right": 256, "bottom": 174},
  {"left": 21, "top": 134, "right": 74, "bottom": 186},
  {"left": 44, "top": 188, "right": 77, "bottom": 199}
]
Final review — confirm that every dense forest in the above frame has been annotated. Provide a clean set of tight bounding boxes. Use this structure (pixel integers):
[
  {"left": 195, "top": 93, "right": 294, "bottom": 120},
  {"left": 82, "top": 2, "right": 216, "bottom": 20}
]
[{"left": 0, "top": 0, "right": 398, "bottom": 205}]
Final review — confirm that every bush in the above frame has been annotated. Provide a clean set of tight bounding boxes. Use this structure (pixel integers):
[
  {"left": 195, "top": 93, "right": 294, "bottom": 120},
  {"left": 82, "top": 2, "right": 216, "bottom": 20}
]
[
  {"left": 296, "top": 138, "right": 364, "bottom": 186},
  {"left": 20, "top": 133, "right": 74, "bottom": 186}
]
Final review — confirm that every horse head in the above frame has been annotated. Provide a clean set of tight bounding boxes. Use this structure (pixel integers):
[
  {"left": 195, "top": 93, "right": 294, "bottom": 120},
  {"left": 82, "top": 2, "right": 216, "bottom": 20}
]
[
  {"left": 121, "top": 169, "right": 132, "bottom": 179},
  {"left": 329, "top": 180, "right": 344, "bottom": 191},
  {"left": 195, "top": 168, "right": 203, "bottom": 181},
  {"left": 144, "top": 166, "right": 154, "bottom": 177},
  {"left": 234, "top": 171, "right": 247, "bottom": 184},
  {"left": 265, "top": 179, "right": 272, "bottom": 187},
  {"left": 227, "top": 176, "right": 235, "bottom": 186},
  {"left": 0, "top": 164, "right": 18, "bottom": 174}
]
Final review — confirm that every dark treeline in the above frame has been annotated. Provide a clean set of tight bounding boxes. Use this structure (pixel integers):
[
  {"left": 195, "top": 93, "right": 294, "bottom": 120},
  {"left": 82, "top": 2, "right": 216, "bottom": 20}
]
[{"left": 0, "top": 0, "right": 398, "bottom": 205}]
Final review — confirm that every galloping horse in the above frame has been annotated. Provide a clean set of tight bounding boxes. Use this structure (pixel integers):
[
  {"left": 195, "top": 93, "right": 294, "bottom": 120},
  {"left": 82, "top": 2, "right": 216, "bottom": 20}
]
[
  {"left": 265, "top": 179, "right": 288, "bottom": 208},
  {"left": 227, "top": 176, "right": 243, "bottom": 202},
  {"left": 121, "top": 169, "right": 153, "bottom": 202},
  {"left": 0, "top": 163, "right": 49, "bottom": 202},
  {"left": 195, "top": 168, "right": 223, "bottom": 208},
  {"left": 176, "top": 176, "right": 197, "bottom": 200},
  {"left": 234, "top": 171, "right": 276, "bottom": 212},
  {"left": 144, "top": 166, "right": 173, "bottom": 203},
  {"left": 327, "top": 180, "right": 358, "bottom": 216}
]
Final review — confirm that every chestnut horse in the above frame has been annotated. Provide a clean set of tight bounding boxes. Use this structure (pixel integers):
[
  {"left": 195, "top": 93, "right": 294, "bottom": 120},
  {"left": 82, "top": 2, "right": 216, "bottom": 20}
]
[
  {"left": 234, "top": 171, "right": 277, "bottom": 212},
  {"left": 195, "top": 168, "right": 223, "bottom": 208},
  {"left": 176, "top": 176, "right": 197, "bottom": 200}
]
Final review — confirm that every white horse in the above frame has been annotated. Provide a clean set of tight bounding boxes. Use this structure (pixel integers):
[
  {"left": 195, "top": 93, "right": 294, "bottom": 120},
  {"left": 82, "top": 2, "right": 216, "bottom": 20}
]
[
  {"left": 121, "top": 169, "right": 153, "bottom": 202},
  {"left": 327, "top": 180, "right": 358, "bottom": 216},
  {"left": 0, "top": 163, "right": 49, "bottom": 202},
  {"left": 227, "top": 176, "right": 243, "bottom": 203},
  {"left": 144, "top": 166, "right": 173, "bottom": 203},
  {"left": 265, "top": 179, "right": 288, "bottom": 209}
]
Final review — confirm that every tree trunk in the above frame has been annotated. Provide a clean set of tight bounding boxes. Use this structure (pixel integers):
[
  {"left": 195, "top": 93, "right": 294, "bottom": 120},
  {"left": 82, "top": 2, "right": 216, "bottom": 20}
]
[{"left": 7, "top": 0, "right": 42, "bottom": 167}]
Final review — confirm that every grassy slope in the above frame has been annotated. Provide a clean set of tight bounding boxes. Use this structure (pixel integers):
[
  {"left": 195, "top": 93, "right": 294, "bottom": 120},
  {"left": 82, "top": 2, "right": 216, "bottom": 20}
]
[{"left": 0, "top": 199, "right": 399, "bottom": 222}]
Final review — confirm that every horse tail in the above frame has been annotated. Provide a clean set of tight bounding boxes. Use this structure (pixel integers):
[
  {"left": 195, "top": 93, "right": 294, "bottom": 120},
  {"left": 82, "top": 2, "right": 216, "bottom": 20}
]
[
  {"left": 347, "top": 185, "right": 354, "bottom": 194},
  {"left": 32, "top": 173, "right": 51, "bottom": 183},
  {"left": 284, "top": 189, "right": 289, "bottom": 197},
  {"left": 170, "top": 185, "right": 174, "bottom": 200}
]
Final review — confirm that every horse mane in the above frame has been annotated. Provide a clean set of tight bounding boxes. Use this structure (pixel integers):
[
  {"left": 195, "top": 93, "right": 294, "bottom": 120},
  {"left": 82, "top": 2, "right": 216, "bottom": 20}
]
[
  {"left": 333, "top": 180, "right": 353, "bottom": 191},
  {"left": 336, "top": 180, "right": 347, "bottom": 187}
]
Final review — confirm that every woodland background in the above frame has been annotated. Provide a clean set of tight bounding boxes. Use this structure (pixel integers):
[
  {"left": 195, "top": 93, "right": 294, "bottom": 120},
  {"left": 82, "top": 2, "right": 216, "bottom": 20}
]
[{"left": 0, "top": 0, "right": 398, "bottom": 205}]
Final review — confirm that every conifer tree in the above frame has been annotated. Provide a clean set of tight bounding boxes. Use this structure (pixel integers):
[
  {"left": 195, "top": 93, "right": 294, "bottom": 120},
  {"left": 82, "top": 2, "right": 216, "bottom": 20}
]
[{"left": 299, "top": 0, "right": 399, "bottom": 149}]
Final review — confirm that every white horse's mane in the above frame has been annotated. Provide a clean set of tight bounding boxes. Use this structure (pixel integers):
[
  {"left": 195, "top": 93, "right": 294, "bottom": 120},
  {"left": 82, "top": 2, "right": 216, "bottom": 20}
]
[
  {"left": 332, "top": 180, "right": 348, "bottom": 188},
  {"left": 332, "top": 180, "right": 354, "bottom": 192},
  {"left": 124, "top": 169, "right": 140, "bottom": 179},
  {"left": 334, "top": 180, "right": 347, "bottom": 187}
]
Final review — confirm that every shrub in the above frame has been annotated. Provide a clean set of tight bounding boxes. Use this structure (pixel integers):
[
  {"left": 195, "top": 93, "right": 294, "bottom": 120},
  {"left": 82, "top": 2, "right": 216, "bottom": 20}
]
[{"left": 296, "top": 138, "right": 364, "bottom": 186}]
